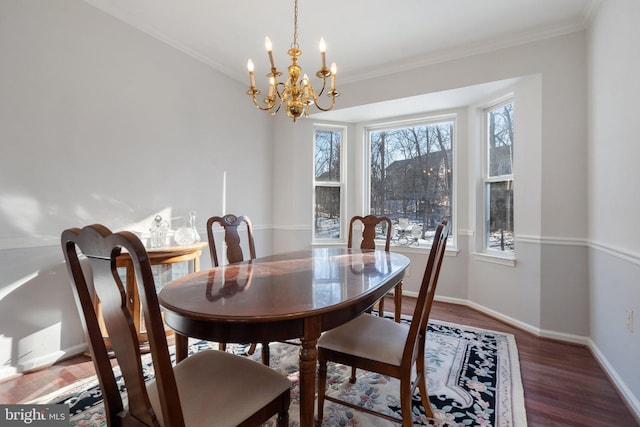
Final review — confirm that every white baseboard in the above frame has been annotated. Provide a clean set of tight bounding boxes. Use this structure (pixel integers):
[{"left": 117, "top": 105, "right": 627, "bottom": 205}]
[
  {"left": 429, "top": 294, "right": 639, "bottom": 422},
  {"left": 0, "top": 366, "right": 19, "bottom": 382},
  {"left": 433, "top": 294, "right": 589, "bottom": 344},
  {"left": 0, "top": 343, "right": 88, "bottom": 382},
  {"left": 588, "top": 338, "right": 640, "bottom": 424}
]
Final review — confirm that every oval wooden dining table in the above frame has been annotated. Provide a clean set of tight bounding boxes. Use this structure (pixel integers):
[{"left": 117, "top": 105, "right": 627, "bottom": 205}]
[{"left": 158, "top": 247, "right": 410, "bottom": 427}]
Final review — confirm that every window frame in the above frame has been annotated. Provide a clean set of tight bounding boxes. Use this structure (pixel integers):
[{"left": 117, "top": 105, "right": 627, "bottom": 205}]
[
  {"left": 481, "top": 97, "right": 515, "bottom": 260},
  {"left": 363, "top": 114, "right": 457, "bottom": 250},
  {"left": 312, "top": 124, "right": 347, "bottom": 244}
]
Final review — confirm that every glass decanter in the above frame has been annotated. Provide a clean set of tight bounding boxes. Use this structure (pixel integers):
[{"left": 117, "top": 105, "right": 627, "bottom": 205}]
[
  {"left": 149, "top": 215, "right": 169, "bottom": 248},
  {"left": 174, "top": 211, "right": 200, "bottom": 245}
]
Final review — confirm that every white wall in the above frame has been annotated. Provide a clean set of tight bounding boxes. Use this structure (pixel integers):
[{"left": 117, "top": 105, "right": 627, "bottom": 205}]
[
  {"left": 272, "top": 116, "right": 315, "bottom": 252},
  {"left": 274, "top": 31, "right": 589, "bottom": 335},
  {"left": 273, "top": 20, "right": 640, "bottom": 414},
  {"left": 588, "top": 0, "right": 640, "bottom": 415},
  {"left": 0, "top": 0, "right": 274, "bottom": 379},
  {"left": 1, "top": 0, "right": 637, "bottom": 416}
]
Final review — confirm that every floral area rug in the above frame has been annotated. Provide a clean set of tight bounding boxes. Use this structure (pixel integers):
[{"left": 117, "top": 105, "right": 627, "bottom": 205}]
[{"left": 30, "top": 318, "right": 527, "bottom": 426}]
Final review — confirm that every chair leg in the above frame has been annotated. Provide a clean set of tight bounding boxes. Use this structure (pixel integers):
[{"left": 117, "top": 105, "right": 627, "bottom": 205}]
[
  {"left": 399, "top": 377, "right": 414, "bottom": 427},
  {"left": 416, "top": 349, "right": 435, "bottom": 418},
  {"left": 276, "top": 409, "right": 289, "bottom": 427},
  {"left": 394, "top": 282, "right": 403, "bottom": 323},
  {"left": 247, "top": 343, "right": 257, "bottom": 355},
  {"left": 316, "top": 358, "right": 328, "bottom": 426},
  {"left": 378, "top": 297, "right": 385, "bottom": 317},
  {"left": 218, "top": 342, "right": 226, "bottom": 351},
  {"left": 349, "top": 366, "right": 357, "bottom": 383},
  {"left": 261, "top": 342, "right": 270, "bottom": 366}
]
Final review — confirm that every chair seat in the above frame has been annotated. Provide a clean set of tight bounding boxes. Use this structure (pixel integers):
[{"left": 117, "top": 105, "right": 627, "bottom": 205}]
[
  {"left": 318, "top": 314, "right": 409, "bottom": 366},
  {"left": 146, "top": 350, "right": 291, "bottom": 427}
]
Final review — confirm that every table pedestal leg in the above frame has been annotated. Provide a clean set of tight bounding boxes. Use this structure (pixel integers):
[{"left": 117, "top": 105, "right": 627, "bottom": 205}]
[
  {"left": 174, "top": 333, "right": 188, "bottom": 362},
  {"left": 299, "top": 336, "right": 318, "bottom": 427}
]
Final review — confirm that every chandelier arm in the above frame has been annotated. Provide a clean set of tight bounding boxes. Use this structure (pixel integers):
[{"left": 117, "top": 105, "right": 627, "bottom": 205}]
[
  {"left": 275, "top": 81, "right": 286, "bottom": 99},
  {"left": 312, "top": 91, "right": 339, "bottom": 112},
  {"left": 253, "top": 99, "right": 277, "bottom": 112},
  {"left": 315, "top": 76, "right": 328, "bottom": 98},
  {"left": 249, "top": 89, "right": 279, "bottom": 112},
  {"left": 271, "top": 88, "right": 285, "bottom": 114}
]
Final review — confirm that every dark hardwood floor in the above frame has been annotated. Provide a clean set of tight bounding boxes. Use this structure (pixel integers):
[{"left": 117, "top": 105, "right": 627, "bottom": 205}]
[{"left": 1, "top": 298, "right": 638, "bottom": 426}]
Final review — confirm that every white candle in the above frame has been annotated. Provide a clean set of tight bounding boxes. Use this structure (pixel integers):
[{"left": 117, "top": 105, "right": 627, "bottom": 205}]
[
  {"left": 268, "top": 77, "right": 275, "bottom": 98},
  {"left": 319, "top": 37, "right": 326, "bottom": 69},
  {"left": 247, "top": 59, "right": 255, "bottom": 87},
  {"left": 265, "top": 37, "right": 275, "bottom": 69},
  {"left": 330, "top": 62, "right": 337, "bottom": 90}
]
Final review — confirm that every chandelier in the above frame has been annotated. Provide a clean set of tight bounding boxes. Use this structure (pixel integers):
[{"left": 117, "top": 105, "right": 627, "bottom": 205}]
[{"left": 246, "top": 0, "right": 339, "bottom": 122}]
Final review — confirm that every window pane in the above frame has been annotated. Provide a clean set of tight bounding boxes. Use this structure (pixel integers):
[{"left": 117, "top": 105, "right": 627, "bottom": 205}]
[
  {"left": 314, "top": 186, "right": 341, "bottom": 239},
  {"left": 315, "top": 130, "right": 341, "bottom": 182},
  {"left": 488, "top": 103, "right": 513, "bottom": 177},
  {"left": 486, "top": 180, "right": 514, "bottom": 251},
  {"left": 369, "top": 121, "right": 453, "bottom": 246}
]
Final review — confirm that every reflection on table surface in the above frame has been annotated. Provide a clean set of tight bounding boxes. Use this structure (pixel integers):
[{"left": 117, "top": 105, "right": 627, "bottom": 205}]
[{"left": 159, "top": 247, "right": 409, "bottom": 319}]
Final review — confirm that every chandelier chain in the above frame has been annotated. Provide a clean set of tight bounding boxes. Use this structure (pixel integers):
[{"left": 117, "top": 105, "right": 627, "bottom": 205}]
[{"left": 292, "top": 0, "right": 299, "bottom": 50}]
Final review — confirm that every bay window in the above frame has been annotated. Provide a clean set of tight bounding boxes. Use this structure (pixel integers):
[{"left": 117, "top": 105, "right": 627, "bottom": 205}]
[
  {"left": 313, "top": 126, "right": 345, "bottom": 241},
  {"left": 366, "top": 117, "right": 454, "bottom": 248},
  {"left": 483, "top": 100, "right": 514, "bottom": 254}
]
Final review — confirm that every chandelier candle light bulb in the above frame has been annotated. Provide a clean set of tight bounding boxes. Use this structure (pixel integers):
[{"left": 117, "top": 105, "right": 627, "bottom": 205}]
[
  {"left": 246, "top": 0, "right": 339, "bottom": 122},
  {"left": 265, "top": 37, "right": 275, "bottom": 68},
  {"left": 330, "top": 63, "right": 336, "bottom": 90},
  {"left": 247, "top": 59, "right": 255, "bottom": 87},
  {"left": 319, "top": 37, "right": 326, "bottom": 69},
  {"left": 268, "top": 77, "right": 275, "bottom": 98}
]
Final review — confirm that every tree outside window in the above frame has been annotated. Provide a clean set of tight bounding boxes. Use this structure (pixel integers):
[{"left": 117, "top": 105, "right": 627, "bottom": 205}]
[
  {"left": 484, "top": 101, "right": 514, "bottom": 253},
  {"left": 368, "top": 118, "right": 454, "bottom": 247}
]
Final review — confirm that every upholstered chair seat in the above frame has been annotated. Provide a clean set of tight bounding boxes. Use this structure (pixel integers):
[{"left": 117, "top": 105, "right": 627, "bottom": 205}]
[
  {"left": 318, "top": 314, "right": 409, "bottom": 366},
  {"left": 146, "top": 350, "right": 291, "bottom": 426}
]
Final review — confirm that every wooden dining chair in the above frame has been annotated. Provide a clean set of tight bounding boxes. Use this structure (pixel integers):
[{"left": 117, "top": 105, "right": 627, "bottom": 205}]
[
  {"left": 206, "top": 214, "right": 256, "bottom": 269},
  {"left": 206, "top": 214, "right": 268, "bottom": 364},
  {"left": 62, "top": 224, "right": 290, "bottom": 427},
  {"left": 317, "top": 220, "right": 449, "bottom": 427},
  {"left": 348, "top": 215, "right": 402, "bottom": 322}
]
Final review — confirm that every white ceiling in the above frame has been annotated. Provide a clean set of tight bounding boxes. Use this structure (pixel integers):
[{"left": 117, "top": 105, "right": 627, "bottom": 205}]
[{"left": 83, "top": 0, "right": 597, "bottom": 121}]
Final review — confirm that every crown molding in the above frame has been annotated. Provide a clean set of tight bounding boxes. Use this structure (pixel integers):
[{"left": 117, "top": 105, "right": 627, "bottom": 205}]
[
  {"left": 83, "top": 0, "right": 239, "bottom": 81},
  {"left": 340, "top": 21, "right": 587, "bottom": 85},
  {"left": 83, "top": 0, "right": 590, "bottom": 86}
]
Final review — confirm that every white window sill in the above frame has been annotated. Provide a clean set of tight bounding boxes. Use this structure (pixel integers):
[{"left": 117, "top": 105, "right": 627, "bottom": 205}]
[
  {"left": 391, "top": 245, "right": 459, "bottom": 257},
  {"left": 472, "top": 251, "right": 516, "bottom": 267},
  {"left": 311, "top": 241, "right": 459, "bottom": 257}
]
